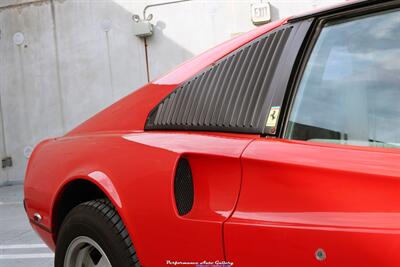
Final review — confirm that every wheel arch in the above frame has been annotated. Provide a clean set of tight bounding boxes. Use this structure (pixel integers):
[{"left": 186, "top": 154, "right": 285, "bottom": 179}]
[{"left": 51, "top": 173, "right": 124, "bottom": 243}]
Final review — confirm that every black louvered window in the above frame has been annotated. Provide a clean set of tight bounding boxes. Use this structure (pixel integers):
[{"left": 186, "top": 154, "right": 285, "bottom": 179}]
[{"left": 146, "top": 25, "right": 294, "bottom": 133}]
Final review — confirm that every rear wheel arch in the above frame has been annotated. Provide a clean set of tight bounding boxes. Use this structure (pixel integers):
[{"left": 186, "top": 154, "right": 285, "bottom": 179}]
[{"left": 51, "top": 178, "right": 123, "bottom": 243}]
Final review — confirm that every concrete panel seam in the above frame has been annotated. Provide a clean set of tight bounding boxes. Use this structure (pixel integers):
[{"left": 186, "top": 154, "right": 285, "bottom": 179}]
[{"left": 50, "top": 0, "right": 66, "bottom": 132}]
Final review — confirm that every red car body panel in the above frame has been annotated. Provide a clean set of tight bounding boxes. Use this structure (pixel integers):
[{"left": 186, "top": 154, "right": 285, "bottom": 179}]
[
  {"left": 25, "top": 131, "right": 257, "bottom": 265},
  {"left": 24, "top": 1, "right": 400, "bottom": 266},
  {"left": 225, "top": 138, "right": 400, "bottom": 266}
]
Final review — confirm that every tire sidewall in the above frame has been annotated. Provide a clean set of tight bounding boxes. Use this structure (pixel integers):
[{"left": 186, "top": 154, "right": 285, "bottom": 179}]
[{"left": 55, "top": 204, "right": 133, "bottom": 267}]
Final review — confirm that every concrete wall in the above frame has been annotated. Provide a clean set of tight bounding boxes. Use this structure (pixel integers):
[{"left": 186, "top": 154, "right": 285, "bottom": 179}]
[{"left": 0, "top": 0, "right": 342, "bottom": 185}]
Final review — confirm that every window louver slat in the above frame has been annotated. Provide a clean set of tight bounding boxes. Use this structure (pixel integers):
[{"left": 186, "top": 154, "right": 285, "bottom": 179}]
[{"left": 145, "top": 25, "right": 295, "bottom": 133}]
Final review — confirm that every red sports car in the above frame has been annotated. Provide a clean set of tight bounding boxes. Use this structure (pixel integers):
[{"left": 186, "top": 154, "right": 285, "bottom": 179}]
[{"left": 24, "top": 1, "right": 400, "bottom": 266}]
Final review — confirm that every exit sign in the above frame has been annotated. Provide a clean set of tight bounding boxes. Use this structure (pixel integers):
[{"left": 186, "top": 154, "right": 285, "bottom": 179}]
[{"left": 251, "top": 2, "right": 271, "bottom": 25}]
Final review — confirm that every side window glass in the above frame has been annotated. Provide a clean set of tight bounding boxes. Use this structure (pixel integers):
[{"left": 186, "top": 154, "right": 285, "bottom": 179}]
[{"left": 285, "top": 9, "right": 400, "bottom": 148}]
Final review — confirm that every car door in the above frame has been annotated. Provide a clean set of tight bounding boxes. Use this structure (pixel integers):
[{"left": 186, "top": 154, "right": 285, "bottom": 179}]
[{"left": 225, "top": 3, "right": 400, "bottom": 266}]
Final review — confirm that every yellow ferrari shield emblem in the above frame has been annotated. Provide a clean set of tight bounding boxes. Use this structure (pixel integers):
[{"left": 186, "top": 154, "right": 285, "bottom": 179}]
[{"left": 266, "top": 106, "right": 280, "bottom": 127}]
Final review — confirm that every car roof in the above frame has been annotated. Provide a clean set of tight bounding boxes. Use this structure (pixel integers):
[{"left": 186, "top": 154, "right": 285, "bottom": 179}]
[{"left": 288, "top": 0, "right": 385, "bottom": 22}]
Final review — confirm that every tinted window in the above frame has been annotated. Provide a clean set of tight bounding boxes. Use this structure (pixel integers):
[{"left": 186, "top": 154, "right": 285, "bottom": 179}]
[{"left": 285, "top": 9, "right": 400, "bottom": 148}]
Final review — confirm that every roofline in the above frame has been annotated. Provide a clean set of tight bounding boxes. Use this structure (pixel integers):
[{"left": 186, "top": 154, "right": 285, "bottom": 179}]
[{"left": 288, "top": 0, "right": 391, "bottom": 23}]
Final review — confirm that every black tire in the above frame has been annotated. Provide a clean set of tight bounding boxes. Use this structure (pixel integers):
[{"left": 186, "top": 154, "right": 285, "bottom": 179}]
[{"left": 55, "top": 198, "right": 141, "bottom": 267}]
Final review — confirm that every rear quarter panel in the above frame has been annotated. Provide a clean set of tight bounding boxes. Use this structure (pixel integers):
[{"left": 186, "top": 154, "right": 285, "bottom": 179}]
[{"left": 24, "top": 131, "right": 255, "bottom": 265}]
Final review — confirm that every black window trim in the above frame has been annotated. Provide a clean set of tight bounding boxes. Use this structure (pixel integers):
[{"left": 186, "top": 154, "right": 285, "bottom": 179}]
[
  {"left": 279, "top": 0, "right": 400, "bottom": 140},
  {"left": 288, "top": 0, "right": 387, "bottom": 23},
  {"left": 262, "top": 18, "right": 313, "bottom": 136}
]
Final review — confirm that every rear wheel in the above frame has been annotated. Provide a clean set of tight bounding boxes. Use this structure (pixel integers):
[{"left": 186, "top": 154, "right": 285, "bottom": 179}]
[{"left": 55, "top": 199, "right": 140, "bottom": 267}]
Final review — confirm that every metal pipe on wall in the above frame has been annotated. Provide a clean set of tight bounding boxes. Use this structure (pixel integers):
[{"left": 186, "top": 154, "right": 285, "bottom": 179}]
[{"left": 142, "top": 0, "right": 191, "bottom": 82}]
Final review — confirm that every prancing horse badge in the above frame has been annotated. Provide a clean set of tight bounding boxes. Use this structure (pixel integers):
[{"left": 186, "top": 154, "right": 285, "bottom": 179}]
[{"left": 266, "top": 106, "right": 281, "bottom": 127}]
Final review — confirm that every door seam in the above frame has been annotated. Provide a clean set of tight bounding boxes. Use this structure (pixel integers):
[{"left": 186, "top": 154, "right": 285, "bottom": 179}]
[{"left": 221, "top": 137, "right": 258, "bottom": 261}]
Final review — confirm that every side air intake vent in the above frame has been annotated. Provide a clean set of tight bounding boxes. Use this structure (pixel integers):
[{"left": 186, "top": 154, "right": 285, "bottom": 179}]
[
  {"left": 145, "top": 24, "right": 294, "bottom": 133},
  {"left": 174, "top": 158, "right": 194, "bottom": 216}
]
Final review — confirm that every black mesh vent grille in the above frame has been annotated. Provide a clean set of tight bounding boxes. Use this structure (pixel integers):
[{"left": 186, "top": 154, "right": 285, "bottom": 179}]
[
  {"left": 145, "top": 25, "right": 294, "bottom": 133},
  {"left": 174, "top": 158, "right": 194, "bottom": 216}
]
